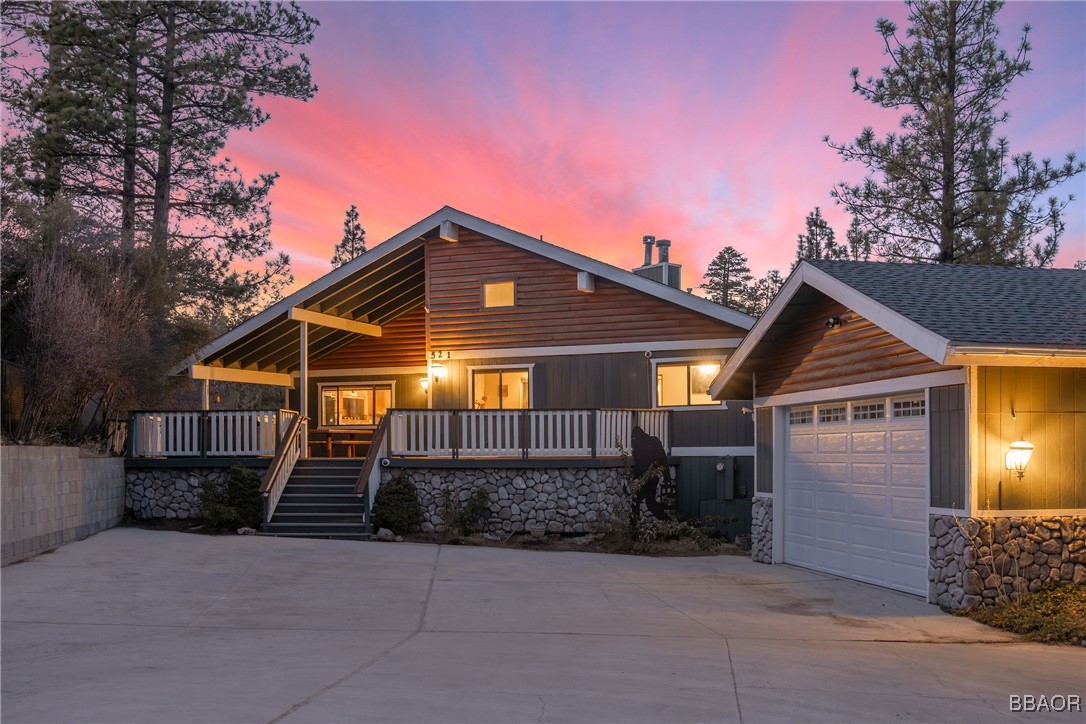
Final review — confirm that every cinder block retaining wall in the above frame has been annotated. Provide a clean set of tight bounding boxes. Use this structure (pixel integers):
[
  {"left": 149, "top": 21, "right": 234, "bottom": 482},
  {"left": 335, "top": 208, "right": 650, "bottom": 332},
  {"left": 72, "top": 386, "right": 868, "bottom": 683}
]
[
  {"left": 929, "top": 514, "right": 1086, "bottom": 609},
  {"left": 383, "top": 466, "right": 631, "bottom": 534},
  {"left": 2, "top": 446, "right": 125, "bottom": 566}
]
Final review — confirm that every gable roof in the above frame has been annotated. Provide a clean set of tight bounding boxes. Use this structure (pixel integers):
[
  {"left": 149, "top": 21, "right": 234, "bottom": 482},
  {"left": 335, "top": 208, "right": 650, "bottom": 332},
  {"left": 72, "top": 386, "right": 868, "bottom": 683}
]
[
  {"left": 709, "top": 260, "right": 1086, "bottom": 399},
  {"left": 174, "top": 206, "right": 754, "bottom": 376},
  {"left": 804, "top": 260, "right": 1086, "bottom": 348}
]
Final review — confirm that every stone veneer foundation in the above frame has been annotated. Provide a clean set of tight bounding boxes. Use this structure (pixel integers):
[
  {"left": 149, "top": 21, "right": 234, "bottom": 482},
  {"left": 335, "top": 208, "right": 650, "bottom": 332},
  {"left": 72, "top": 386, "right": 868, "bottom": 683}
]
[
  {"left": 929, "top": 514, "right": 1086, "bottom": 609},
  {"left": 750, "top": 496, "right": 773, "bottom": 564},
  {"left": 383, "top": 466, "right": 631, "bottom": 534},
  {"left": 125, "top": 465, "right": 266, "bottom": 519}
]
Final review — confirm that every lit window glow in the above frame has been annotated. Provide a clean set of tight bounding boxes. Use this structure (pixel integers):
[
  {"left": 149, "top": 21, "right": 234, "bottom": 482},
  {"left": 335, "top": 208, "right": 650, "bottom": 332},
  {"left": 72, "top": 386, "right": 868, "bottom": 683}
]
[{"left": 483, "top": 281, "right": 515, "bottom": 308}]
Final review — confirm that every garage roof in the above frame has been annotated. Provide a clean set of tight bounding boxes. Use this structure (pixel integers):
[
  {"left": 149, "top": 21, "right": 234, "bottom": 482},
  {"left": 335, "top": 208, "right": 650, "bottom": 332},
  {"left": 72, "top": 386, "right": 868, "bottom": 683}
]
[
  {"left": 709, "top": 260, "right": 1086, "bottom": 399},
  {"left": 806, "top": 260, "right": 1086, "bottom": 348}
]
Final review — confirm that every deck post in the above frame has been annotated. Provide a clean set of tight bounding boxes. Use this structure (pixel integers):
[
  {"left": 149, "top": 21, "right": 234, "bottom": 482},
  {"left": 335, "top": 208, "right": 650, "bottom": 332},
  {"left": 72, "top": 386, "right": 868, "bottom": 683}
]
[
  {"left": 521, "top": 409, "right": 529, "bottom": 459},
  {"left": 200, "top": 379, "right": 209, "bottom": 411},
  {"left": 589, "top": 409, "right": 597, "bottom": 459},
  {"left": 299, "top": 320, "right": 309, "bottom": 459}
]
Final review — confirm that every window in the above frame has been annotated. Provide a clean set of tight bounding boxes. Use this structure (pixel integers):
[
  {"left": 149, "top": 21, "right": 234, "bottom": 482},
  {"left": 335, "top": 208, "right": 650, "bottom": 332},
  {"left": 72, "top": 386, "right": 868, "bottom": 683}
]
[
  {"left": 320, "top": 384, "right": 392, "bottom": 427},
  {"left": 893, "top": 398, "right": 926, "bottom": 418},
  {"left": 853, "top": 401, "right": 886, "bottom": 421},
  {"left": 472, "top": 368, "right": 530, "bottom": 409},
  {"left": 789, "top": 408, "right": 813, "bottom": 425},
  {"left": 818, "top": 406, "right": 847, "bottom": 424},
  {"left": 655, "top": 361, "right": 720, "bottom": 407},
  {"left": 483, "top": 280, "right": 515, "bottom": 308}
]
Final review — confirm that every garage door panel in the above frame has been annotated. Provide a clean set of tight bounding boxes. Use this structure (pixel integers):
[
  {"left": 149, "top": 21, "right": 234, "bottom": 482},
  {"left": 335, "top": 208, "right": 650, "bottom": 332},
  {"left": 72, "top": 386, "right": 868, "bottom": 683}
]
[
  {"left": 851, "top": 463, "right": 888, "bottom": 484},
  {"left": 891, "top": 429, "right": 926, "bottom": 452},
  {"left": 816, "top": 462, "right": 850, "bottom": 483},
  {"left": 785, "top": 397, "right": 929, "bottom": 597},
  {"left": 851, "top": 431, "right": 887, "bottom": 453},
  {"left": 817, "top": 432, "right": 849, "bottom": 453}
]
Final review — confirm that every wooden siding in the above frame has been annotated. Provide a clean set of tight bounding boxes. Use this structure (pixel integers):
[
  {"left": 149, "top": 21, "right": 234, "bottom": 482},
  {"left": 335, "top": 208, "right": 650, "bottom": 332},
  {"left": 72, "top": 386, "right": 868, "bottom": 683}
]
[
  {"left": 426, "top": 231, "right": 745, "bottom": 351},
  {"left": 310, "top": 308, "right": 426, "bottom": 370},
  {"left": 755, "top": 407, "right": 773, "bottom": 494},
  {"left": 675, "top": 456, "right": 754, "bottom": 538},
  {"left": 671, "top": 408, "right": 753, "bottom": 448},
  {"left": 929, "top": 384, "right": 966, "bottom": 509},
  {"left": 754, "top": 295, "right": 956, "bottom": 399},
  {"left": 975, "top": 367, "right": 1086, "bottom": 510}
]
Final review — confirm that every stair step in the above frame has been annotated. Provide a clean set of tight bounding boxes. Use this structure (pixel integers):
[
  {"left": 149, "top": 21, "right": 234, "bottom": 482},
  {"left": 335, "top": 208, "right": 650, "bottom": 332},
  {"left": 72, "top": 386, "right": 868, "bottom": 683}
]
[
  {"left": 264, "top": 522, "right": 369, "bottom": 535},
  {"left": 288, "top": 471, "right": 360, "bottom": 479},
  {"left": 294, "top": 459, "right": 364, "bottom": 467},
  {"left": 271, "top": 512, "right": 365, "bottom": 523},
  {"left": 278, "top": 494, "right": 362, "bottom": 503},
  {"left": 276, "top": 503, "right": 367, "bottom": 514},
  {"left": 258, "top": 531, "right": 371, "bottom": 541}
]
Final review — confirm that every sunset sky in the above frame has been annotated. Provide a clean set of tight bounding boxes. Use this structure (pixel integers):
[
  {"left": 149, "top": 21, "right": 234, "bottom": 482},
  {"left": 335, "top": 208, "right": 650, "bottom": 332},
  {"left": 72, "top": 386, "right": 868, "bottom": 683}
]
[{"left": 223, "top": 1, "right": 1086, "bottom": 290}]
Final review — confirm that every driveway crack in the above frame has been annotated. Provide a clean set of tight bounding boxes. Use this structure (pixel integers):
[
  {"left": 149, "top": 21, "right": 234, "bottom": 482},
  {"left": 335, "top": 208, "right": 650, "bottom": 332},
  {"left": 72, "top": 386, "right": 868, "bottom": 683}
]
[{"left": 266, "top": 545, "right": 443, "bottom": 724}]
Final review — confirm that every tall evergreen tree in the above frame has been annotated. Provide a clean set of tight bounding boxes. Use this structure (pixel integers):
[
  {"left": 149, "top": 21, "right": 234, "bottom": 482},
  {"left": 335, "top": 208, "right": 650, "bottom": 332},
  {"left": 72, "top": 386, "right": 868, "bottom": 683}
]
[
  {"left": 1, "top": 1, "right": 318, "bottom": 317},
  {"left": 330, "top": 204, "right": 366, "bottom": 268},
  {"left": 744, "top": 269, "right": 784, "bottom": 317},
  {"left": 700, "top": 246, "right": 753, "bottom": 310},
  {"left": 825, "top": 0, "right": 1084, "bottom": 266}
]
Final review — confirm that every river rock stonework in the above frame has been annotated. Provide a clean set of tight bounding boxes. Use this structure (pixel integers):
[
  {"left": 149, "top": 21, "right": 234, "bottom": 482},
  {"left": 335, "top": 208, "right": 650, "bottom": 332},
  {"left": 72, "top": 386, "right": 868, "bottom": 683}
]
[
  {"left": 382, "top": 466, "right": 631, "bottom": 534},
  {"left": 750, "top": 496, "right": 773, "bottom": 564},
  {"left": 929, "top": 514, "right": 1086, "bottom": 609},
  {"left": 126, "top": 468, "right": 232, "bottom": 519}
]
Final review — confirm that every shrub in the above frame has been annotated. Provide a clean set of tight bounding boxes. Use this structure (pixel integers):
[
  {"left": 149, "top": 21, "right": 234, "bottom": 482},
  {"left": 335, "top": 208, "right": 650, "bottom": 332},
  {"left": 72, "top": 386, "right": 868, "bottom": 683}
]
[
  {"left": 436, "top": 486, "right": 492, "bottom": 538},
  {"left": 200, "top": 466, "right": 263, "bottom": 531},
  {"left": 373, "top": 476, "right": 422, "bottom": 535}
]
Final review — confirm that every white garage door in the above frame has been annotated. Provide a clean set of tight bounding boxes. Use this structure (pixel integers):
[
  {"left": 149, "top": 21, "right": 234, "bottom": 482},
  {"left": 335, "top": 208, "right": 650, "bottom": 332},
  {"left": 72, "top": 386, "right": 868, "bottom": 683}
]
[{"left": 784, "top": 395, "right": 928, "bottom": 596}]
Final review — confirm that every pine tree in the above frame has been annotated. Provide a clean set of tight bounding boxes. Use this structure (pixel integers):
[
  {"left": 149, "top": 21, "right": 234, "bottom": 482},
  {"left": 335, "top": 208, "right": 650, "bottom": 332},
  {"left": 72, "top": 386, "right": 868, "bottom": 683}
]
[
  {"left": 700, "top": 246, "right": 753, "bottom": 310},
  {"left": 744, "top": 269, "right": 785, "bottom": 317},
  {"left": 1, "top": 1, "right": 317, "bottom": 317},
  {"left": 795, "top": 207, "right": 848, "bottom": 263},
  {"left": 825, "top": 0, "right": 1084, "bottom": 266},
  {"left": 330, "top": 204, "right": 367, "bottom": 268}
]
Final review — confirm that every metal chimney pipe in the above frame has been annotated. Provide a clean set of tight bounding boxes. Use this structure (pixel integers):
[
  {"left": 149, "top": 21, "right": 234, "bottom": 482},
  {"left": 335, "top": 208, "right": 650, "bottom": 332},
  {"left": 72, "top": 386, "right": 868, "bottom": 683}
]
[
  {"left": 656, "top": 238, "right": 671, "bottom": 264},
  {"left": 642, "top": 236, "right": 655, "bottom": 266}
]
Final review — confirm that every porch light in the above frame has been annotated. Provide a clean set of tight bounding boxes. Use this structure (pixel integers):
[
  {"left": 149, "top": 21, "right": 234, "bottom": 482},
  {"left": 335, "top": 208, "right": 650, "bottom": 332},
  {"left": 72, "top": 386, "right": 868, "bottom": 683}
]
[
  {"left": 419, "top": 377, "right": 430, "bottom": 392},
  {"left": 1005, "top": 438, "right": 1034, "bottom": 480},
  {"left": 430, "top": 363, "right": 447, "bottom": 381}
]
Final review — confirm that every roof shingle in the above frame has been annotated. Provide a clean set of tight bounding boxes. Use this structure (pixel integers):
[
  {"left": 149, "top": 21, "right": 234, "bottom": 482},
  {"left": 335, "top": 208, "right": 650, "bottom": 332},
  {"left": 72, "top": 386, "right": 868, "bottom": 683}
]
[{"left": 805, "top": 260, "right": 1086, "bottom": 348}]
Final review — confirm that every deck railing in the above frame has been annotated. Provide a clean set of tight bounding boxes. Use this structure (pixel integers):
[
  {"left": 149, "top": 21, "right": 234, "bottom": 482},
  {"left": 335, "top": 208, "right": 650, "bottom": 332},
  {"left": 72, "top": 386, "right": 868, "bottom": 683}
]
[
  {"left": 386, "top": 408, "right": 669, "bottom": 459},
  {"left": 260, "top": 414, "right": 306, "bottom": 526},
  {"left": 128, "top": 409, "right": 294, "bottom": 458}
]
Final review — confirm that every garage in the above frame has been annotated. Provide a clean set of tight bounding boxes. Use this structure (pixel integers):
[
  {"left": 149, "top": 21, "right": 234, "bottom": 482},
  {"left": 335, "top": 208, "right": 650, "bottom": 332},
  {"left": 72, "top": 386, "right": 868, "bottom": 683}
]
[{"left": 784, "top": 395, "right": 929, "bottom": 596}]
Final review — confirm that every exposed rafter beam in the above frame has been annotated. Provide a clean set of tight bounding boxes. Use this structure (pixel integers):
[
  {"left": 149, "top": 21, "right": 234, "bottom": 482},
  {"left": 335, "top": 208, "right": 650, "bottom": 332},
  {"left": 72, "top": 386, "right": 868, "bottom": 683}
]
[
  {"left": 440, "top": 220, "right": 459, "bottom": 242},
  {"left": 288, "top": 307, "right": 382, "bottom": 337},
  {"left": 189, "top": 365, "right": 292, "bottom": 387}
]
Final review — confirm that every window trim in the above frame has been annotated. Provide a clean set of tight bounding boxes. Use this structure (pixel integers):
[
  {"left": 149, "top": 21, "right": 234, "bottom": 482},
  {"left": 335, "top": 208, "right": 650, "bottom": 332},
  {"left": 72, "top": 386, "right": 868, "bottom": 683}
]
[
  {"left": 481, "top": 278, "right": 517, "bottom": 309},
  {"left": 651, "top": 356, "right": 726, "bottom": 409},
  {"left": 315, "top": 380, "right": 396, "bottom": 429},
  {"left": 466, "top": 364, "right": 535, "bottom": 409}
]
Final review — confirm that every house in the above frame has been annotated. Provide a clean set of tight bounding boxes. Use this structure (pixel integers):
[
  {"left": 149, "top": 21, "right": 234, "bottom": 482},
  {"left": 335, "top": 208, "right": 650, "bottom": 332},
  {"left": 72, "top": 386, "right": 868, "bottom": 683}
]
[
  {"left": 127, "top": 207, "right": 758, "bottom": 538},
  {"left": 710, "top": 259, "right": 1086, "bottom": 606}
]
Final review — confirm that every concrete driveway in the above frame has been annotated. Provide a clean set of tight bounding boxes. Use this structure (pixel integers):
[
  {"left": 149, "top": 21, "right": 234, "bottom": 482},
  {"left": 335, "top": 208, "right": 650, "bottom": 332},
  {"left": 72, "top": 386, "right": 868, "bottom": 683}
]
[{"left": 2, "top": 529, "right": 1082, "bottom": 723}]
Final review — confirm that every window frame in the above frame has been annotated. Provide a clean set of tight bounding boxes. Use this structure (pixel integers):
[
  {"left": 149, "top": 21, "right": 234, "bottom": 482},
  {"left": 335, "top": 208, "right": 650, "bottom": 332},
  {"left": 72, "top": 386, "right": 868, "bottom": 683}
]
[
  {"left": 315, "top": 381, "right": 396, "bottom": 429},
  {"left": 467, "top": 364, "right": 534, "bottom": 409},
  {"left": 651, "top": 357, "right": 726, "bottom": 409},
  {"left": 481, "top": 278, "right": 517, "bottom": 309}
]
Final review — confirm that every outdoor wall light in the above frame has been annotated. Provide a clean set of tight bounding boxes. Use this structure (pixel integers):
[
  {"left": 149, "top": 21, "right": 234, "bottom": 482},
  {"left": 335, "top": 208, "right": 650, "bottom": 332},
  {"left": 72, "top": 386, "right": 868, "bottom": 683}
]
[
  {"left": 430, "top": 363, "right": 447, "bottom": 381},
  {"left": 1005, "top": 438, "right": 1034, "bottom": 480},
  {"left": 212, "top": 392, "right": 222, "bottom": 405},
  {"left": 824, "top": 316, "right": 842, "bottom": 329},
  {"left": 419, "top": 377, "right": 430, "bottom": 392}
]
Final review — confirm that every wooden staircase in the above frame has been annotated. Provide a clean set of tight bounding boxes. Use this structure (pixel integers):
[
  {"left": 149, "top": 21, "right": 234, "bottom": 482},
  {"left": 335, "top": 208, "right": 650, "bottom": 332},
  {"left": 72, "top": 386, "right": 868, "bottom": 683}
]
[{"left": 262, "top": 459, "right": 370, "bottom": 540}]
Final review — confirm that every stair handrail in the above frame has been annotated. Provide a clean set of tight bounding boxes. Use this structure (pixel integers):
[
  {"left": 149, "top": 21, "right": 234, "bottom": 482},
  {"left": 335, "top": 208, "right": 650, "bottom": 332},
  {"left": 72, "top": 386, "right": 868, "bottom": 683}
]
[
  {"left": 260, "top": 413, "right": 307, "bottom": 526},
  {"left": 355, "top": 415, "right": 389, "bottom": 498}
]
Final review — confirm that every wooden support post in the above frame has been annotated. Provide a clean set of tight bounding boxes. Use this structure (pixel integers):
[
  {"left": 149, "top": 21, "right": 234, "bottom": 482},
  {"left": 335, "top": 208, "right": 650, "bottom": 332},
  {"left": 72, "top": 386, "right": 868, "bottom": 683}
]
[
  {"left": 200, "top": 379, "right": 210, "bottom": 411},
  {"left": 299, "top": 320, "right": 309, "bottom": 459}
]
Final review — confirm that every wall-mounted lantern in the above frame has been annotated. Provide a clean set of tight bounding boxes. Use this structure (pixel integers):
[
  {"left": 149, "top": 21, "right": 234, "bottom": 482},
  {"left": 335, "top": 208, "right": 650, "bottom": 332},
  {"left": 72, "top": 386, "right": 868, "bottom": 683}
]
[
  {"left": 1005, "top": 438, "right": 1034, "bottom": 480},
  {"left": 430, "top": 363, "right": 447, "bottom": 381},
  {"left": 419, "top": 377, "right": 430, "bottom": 392}
]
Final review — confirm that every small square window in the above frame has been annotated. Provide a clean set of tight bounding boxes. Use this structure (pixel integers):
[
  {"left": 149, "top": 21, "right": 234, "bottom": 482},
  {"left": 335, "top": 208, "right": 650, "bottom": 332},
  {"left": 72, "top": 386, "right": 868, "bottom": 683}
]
[
  {"left": 789, "top": 408, "right": 813, "bottom": 425},
  {"left": 853, "top": 402, "right": 886, "bottom": 421},
  {"left": 818, "top": 406, "right": 847, "bottom": 424},
  {"left": 655, "top": 361, "right": 720, "bottom": 407},
  {"left": 893, "top": 399, "right": 926, "bottom": 418},
  {"left": 483, "top": 281, "right": 515, "bottom": 308}
]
